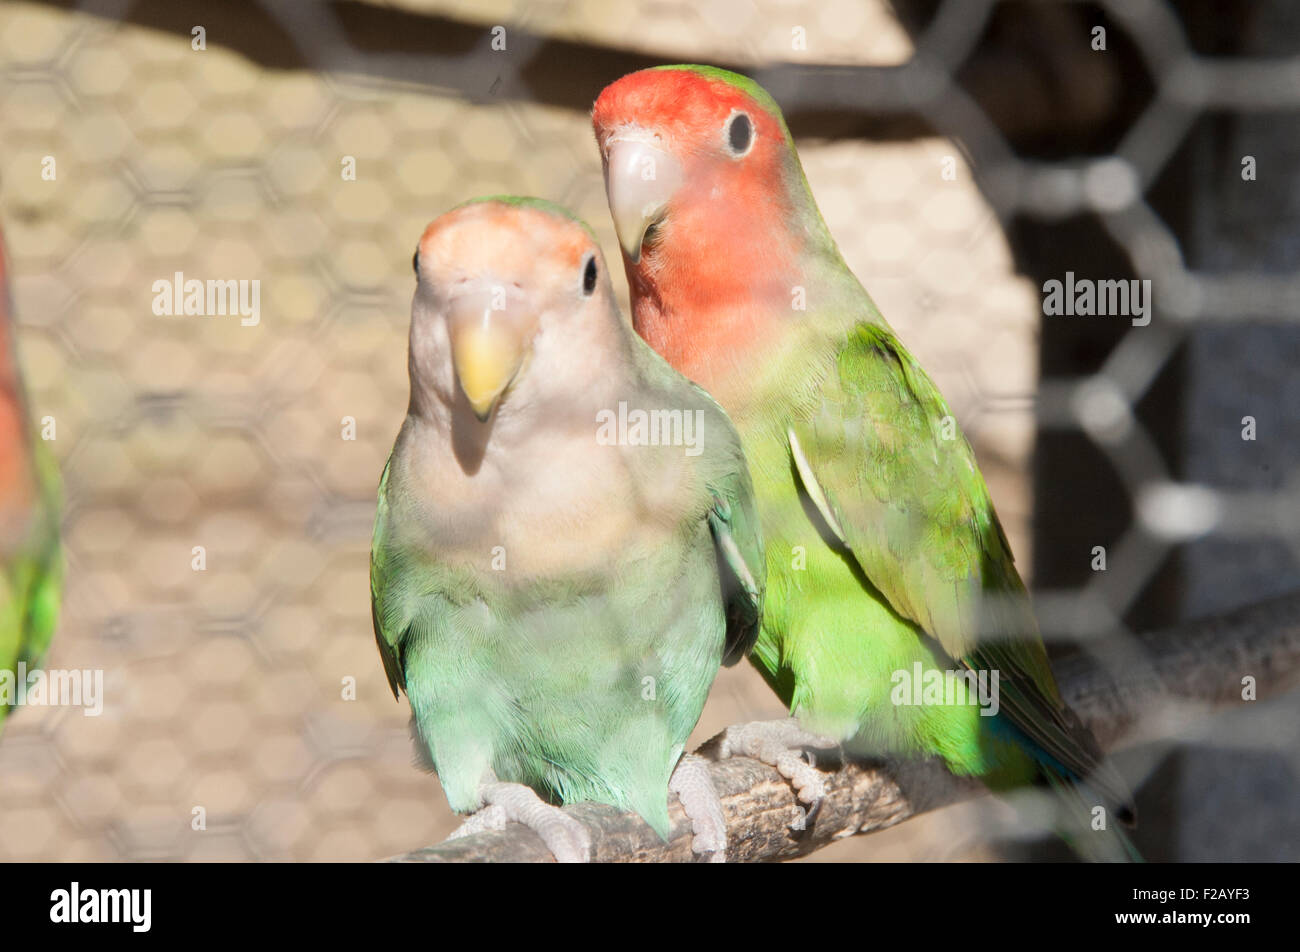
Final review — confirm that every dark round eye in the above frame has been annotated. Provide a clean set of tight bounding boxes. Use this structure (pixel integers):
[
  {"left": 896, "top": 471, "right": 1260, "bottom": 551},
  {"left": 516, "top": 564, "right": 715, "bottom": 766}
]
[
  {"left": 726, "top": 112, "right": 752, "bottom": 155},
  {"left": 582, "top": 255, "right": 597, "bottom": 295},
  {"left": 412, "top": 248, "right": 420, "bottom": 275}
]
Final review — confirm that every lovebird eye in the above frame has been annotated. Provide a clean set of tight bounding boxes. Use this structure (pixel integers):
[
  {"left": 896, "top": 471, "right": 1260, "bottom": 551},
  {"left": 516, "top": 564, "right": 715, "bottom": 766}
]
[
  {"left": 412, "top": 248, "right": 421, "bottom": 275},
  {"left": 582, "top": 255, "right": 597, "bottom": 295},
  {"left": 726, "top": 112, "right": 753, "bottom": 156}
]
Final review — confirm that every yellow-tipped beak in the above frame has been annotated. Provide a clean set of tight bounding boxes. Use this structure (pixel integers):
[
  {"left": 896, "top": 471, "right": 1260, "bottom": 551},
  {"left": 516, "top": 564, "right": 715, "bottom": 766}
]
[
  {"left": 447, "top": 290, "right": 532, "bottom": 421},
  {"left": 604, "top": 133, "right": 683, "bottom": 263}
]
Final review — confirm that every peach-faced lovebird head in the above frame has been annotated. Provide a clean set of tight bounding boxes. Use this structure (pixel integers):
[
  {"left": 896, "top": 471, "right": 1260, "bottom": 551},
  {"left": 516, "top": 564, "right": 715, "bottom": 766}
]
[
  {"left": 407, "top": 197, "right": 620, "bottom": 425},
  {"left": 591, "top": 67, "right": 837, "bottom": 380}
]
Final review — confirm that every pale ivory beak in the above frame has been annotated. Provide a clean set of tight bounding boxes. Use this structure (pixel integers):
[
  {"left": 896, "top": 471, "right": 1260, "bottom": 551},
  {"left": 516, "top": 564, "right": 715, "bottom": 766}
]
[
  {"left": 604, "top": 132, "right": 682, "bottom": 263},
  {"left": 446, "top": 285, "right": 533, "bottom": 421}
]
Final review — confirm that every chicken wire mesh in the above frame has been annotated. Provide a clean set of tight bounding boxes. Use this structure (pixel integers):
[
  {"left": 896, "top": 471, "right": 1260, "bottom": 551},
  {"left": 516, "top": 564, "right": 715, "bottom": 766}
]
[{"left": 0, "top": 0, "right": 1296, "bottom": 861}]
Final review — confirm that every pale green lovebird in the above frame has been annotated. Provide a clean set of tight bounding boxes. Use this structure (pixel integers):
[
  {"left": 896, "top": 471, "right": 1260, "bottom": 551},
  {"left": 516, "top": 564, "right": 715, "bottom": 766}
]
[
  {"left": 369, "top": 197, "right": 764, "bottom": 862},
  {"left": 0, "top": 226, "right": 62, "bottom": 735},
  {"left": 593, "top": 67, "right": 1138, "bottom": 859}
]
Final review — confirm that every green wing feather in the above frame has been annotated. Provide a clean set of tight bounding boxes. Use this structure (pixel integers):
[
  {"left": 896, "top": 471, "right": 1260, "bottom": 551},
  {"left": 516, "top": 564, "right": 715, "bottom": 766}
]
[
  {"left": 20, "top": 441, "right": 61, "bottom": 667},
  {"left": 370, "top": 453, "right": 409, "bottom": 700},
  {"left": 788, "top": 321, "right": 1131, "bottom": 815},
  {"left": 706, "top": 464, "right": 765, "bottom": 666}
]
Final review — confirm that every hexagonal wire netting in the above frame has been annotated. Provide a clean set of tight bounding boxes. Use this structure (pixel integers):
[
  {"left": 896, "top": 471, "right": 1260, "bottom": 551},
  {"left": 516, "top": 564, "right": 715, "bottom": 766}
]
[{"left": 0, "top": 0, "right": 1296, "bottom": 860}]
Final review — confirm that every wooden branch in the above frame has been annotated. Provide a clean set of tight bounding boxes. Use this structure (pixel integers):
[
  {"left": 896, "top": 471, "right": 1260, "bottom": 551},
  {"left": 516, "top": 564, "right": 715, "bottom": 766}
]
[{"left": 392, "top": 590, "right": 1300, "bottom": 863}]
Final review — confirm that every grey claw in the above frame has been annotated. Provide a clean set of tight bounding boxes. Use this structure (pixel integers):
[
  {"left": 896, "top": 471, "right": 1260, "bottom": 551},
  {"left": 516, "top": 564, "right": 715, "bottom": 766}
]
[{"left": 802, "top": 796, "right": 823, "bottom": 831}]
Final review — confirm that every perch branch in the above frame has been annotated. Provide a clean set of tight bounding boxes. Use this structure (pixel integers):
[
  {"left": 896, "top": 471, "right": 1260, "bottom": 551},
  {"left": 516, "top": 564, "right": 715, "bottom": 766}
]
[{"left": 392, "top": 590, "right": 1300, "bottom": 863}]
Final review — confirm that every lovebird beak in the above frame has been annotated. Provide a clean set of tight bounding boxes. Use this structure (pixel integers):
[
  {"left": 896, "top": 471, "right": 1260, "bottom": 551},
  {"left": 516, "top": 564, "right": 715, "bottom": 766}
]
[
  {"left": 604, "top": 132, "right": 683, "bottom": 263},
  {"left": 446, "top": 286, "right": 532, "bottom": 422}
]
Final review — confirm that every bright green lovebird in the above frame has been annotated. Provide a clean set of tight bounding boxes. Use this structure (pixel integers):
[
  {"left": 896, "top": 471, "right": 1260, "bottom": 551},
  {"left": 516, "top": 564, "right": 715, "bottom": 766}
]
[
  {"left": 369, "top": 198, "right": 764, "bottom": 861},
  {"left": 593, "top": 67, "right": 1136, "bottom": 857},
  {"left": 0, "top": 227, "right": 62, "bottom": 734}
]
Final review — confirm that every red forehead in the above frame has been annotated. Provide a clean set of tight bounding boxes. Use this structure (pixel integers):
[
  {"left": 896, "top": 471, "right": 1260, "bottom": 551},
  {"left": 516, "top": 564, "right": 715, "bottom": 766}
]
[{"left": 593, "top": 68, "right": 770, "bottom": 142}]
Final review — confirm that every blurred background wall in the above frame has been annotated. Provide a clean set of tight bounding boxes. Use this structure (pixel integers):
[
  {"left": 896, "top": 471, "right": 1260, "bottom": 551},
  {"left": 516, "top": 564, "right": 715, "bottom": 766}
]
[{"left": 0, "top": 0, "right": 1295, "bottom": 861}]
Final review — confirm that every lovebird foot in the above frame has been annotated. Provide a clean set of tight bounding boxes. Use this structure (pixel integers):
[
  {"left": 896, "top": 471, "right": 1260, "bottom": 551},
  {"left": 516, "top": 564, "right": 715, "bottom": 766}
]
[
  {"left": 669, "top": 753, "right": 728, "bottom": 863},
  {"left": 716, "top": 718, "right": 838, "bottom": 832},
  {"left": 447, "top": 781, "right": 592, "bottom": 863}
]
